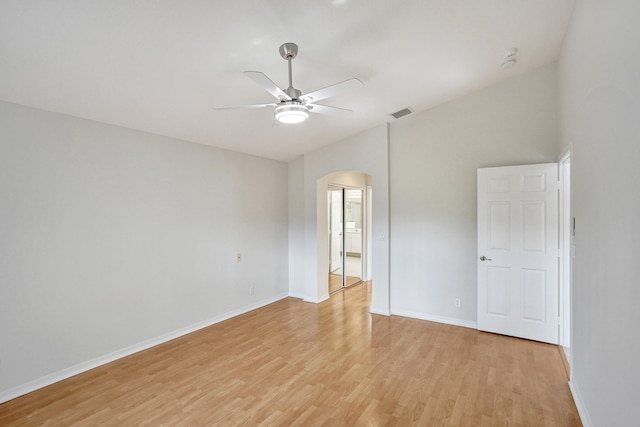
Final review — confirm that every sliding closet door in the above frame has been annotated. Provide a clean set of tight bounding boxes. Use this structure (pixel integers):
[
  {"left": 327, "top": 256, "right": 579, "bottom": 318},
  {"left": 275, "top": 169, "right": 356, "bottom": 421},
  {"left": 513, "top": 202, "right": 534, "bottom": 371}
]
[
  {"left": 328, "top": 187, "right": 344, "bottom": 293},
  {"left": 344, "top": 189, "right": 362, "bottom": 287}
]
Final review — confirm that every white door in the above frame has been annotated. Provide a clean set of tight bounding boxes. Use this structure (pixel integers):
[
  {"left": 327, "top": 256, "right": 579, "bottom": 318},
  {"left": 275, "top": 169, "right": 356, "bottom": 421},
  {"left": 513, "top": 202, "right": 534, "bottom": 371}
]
[{"left": 477, "top": 163, "right": 559, "bottom": 344}]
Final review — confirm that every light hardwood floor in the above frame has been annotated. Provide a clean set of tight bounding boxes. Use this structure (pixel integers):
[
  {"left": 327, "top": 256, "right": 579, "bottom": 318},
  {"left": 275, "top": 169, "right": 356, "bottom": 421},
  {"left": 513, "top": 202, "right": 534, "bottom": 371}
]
[
  {"left": 328, "top": 274, "right": 361, "bottom": 293},
  {"left": 0, "top": 282, "right": 581, "bottom": 426}
]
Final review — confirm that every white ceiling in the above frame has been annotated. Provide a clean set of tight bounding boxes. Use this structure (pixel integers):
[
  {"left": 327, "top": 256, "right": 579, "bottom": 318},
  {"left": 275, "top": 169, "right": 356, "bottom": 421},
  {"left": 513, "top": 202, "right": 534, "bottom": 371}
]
[{"left": 0, "top": 0, "right": 575, "bottom": 162}]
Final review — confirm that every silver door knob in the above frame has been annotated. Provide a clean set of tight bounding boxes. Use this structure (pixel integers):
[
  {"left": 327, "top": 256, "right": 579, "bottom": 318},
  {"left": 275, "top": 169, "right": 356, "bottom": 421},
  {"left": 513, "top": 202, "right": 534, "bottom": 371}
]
[{"left": 479, "top": 256, "right": 492, "bottom": 261}]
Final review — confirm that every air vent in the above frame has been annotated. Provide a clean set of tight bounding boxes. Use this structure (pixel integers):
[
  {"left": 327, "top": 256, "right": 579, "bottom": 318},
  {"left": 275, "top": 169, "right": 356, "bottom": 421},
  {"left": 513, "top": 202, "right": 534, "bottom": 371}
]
[{"left": 390, "top": 107, "right": 413, "bottom": 120}]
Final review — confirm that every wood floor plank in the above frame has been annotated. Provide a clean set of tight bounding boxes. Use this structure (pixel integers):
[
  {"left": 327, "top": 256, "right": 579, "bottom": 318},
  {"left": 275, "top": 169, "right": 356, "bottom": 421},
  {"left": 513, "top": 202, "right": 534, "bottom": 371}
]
[{"left": 0, "top": 282, "right": 581, "bottom": 426}]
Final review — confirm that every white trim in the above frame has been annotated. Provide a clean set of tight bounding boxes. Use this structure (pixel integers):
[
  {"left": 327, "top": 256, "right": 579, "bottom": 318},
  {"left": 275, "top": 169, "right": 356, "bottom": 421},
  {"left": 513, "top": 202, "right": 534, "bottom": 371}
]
[
  {"left": 369, "top": 307, "right": 391, "bottom": 316},
  {"left": 558, "top": 147, "right": 571, "bottom": 164},
  {"left": 558, "top": 150, "right": 572, "bottom": 348},
  {"left": 562, "top": 345, "right": 571, "bottom": 377},
  {"left": 569, "top": 379, "right": 593, "bottom": 427},
  {"left": 391, "top": 309, "right": 477, "bottom": 329},
  {"left": 303, "top": 294, "right": 330, "bottom": 304},
  {"left": 287, "top": 292, "right": 307, "bottom": 300},
  {"left": 0, "top": 293, "right": 289, "bottom": 405}
]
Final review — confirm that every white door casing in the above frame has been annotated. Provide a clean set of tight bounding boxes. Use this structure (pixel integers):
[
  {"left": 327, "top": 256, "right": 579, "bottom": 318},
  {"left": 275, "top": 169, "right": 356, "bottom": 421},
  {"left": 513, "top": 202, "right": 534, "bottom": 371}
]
[
  {"left": 558, "top": 152, "right": 571, "bottom": 348},
  {"left": 477, "top": 163, "right": 559, "bottom": 344}
]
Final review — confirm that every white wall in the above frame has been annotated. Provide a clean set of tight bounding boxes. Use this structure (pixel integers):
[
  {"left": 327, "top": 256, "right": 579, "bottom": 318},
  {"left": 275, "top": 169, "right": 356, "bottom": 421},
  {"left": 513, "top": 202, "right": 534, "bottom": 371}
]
[
  {"left": 290, "top": 124, "right": 390, "bottom": 314},
  {"left": 558, "top": 1, "right": 640, "bottom": 425},
  {"left": 0, "top": 100, "right": 289, "bottom": 401},
  {"left": 287, "top": 156, "right": 305, "bottom": 299},
  {"left": 389, "top": 64, "right": 558, "bottom": 326}
]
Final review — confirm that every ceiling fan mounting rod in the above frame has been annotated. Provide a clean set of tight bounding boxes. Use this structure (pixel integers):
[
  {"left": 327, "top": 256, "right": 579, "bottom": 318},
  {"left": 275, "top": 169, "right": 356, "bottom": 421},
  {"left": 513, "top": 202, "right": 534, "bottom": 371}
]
[
  {"left": 287, "top": 57, "right": 293, "bottom": 92},
  {"left": 280, "top": 42, "right": 301, "bottom": 99}
]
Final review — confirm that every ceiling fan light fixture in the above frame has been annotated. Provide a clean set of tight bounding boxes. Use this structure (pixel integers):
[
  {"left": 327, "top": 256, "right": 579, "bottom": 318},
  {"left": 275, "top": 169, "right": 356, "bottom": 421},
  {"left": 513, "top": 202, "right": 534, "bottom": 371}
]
[{"left": 275, "top": 103, "right": 309, "bottom": 124}]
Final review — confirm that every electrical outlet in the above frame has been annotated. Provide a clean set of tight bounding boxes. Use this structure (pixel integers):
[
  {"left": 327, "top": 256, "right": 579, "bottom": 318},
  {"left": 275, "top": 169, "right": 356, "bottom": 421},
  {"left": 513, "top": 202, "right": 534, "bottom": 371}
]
[
  {"left": 454, "top": 298, "right": 461, "bottom": 308},
  {"left": 249, "top": 286, "right": 255, "bottom": 295},
  {"left": 236, "top": 253, "right": 241, "bottom": 262}
]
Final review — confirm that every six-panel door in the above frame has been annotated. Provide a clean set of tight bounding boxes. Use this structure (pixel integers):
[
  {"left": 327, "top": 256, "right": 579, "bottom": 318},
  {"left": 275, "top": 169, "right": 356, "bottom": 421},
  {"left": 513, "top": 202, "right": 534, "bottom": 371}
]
[{"left": 477, "top": 163, "right": 559, "bottom": 344}]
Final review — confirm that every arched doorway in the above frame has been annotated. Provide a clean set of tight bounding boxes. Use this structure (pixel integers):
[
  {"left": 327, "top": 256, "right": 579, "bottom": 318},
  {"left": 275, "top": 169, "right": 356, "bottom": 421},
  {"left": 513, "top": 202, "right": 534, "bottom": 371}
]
[{"left": 294, "top": 122, "right": 389, "bottom": 313}]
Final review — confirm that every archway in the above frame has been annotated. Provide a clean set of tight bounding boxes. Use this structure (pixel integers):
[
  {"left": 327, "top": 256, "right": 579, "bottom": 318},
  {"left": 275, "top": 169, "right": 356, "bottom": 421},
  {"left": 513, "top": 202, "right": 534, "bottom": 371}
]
[{"left": 295, "top": 124, "right": 390, "bottom": 315}]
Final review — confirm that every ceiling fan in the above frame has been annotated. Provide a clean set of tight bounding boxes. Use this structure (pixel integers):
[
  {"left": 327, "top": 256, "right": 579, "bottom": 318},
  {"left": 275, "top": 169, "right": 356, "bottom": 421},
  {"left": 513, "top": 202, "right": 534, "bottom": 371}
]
[{"left": 214, "top": 42, "right": 363, "bottom": 124}]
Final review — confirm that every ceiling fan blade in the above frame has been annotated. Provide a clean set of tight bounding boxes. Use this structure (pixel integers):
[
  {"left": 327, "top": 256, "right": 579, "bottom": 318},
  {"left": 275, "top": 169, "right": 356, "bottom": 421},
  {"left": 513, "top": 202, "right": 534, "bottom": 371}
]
[
  {"left": 301, "top": 78, "right": 363, "bottom": 103},
  {"left": 244, "top": 71, "right": 291, "bottom": 101},
  {"left": 308, "top": 104, "right": 353, "bottom": 116},
  {"left": 213, "top": 103, "right": 277, "bottom": 110}
]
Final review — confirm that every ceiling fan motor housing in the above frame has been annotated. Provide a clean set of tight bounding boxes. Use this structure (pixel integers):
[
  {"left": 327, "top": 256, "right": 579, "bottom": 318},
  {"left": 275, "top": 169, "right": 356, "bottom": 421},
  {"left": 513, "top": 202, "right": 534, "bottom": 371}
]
[{"left": 285, "top": 87, "right": 302, "bottom": 99}]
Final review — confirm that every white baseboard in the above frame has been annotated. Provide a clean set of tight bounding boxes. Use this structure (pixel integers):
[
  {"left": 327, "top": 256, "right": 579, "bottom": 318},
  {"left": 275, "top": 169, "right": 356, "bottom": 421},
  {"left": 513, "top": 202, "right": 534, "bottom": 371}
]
[
  {"left": 287, "top": 292, "right": 306, "bottom": 300},
  {"left": 369, "top": 307, "right": 391, "bottom": 316},
  {"left": 0, "top": 293, "right": 289, "bottom": 405},
  {"left": 302, "top": 294, "right": 330, "bottom": 304},
  {"left": 569, "top": 379, "right": 593, "bottom": 427},
  {"left": 391, "top": 309, "right": 478, "bottom": 329}
]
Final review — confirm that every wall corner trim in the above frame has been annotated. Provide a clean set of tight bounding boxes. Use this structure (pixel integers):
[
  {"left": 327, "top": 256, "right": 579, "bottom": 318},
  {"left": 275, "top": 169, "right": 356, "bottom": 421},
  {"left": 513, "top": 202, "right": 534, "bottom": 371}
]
[
  {"left": 302, "top": 294, "right": 330, "bottom": 304},
  {"left": 287, "top": 292, "right": 307, "bottom": 300}
]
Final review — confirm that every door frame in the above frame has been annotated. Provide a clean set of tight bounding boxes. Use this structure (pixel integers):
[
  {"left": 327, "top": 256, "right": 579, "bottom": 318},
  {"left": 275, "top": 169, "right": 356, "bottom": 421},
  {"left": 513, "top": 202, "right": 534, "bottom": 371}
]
[{"left": 558, "top": 150, "right": 572, "bottom": 351}]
